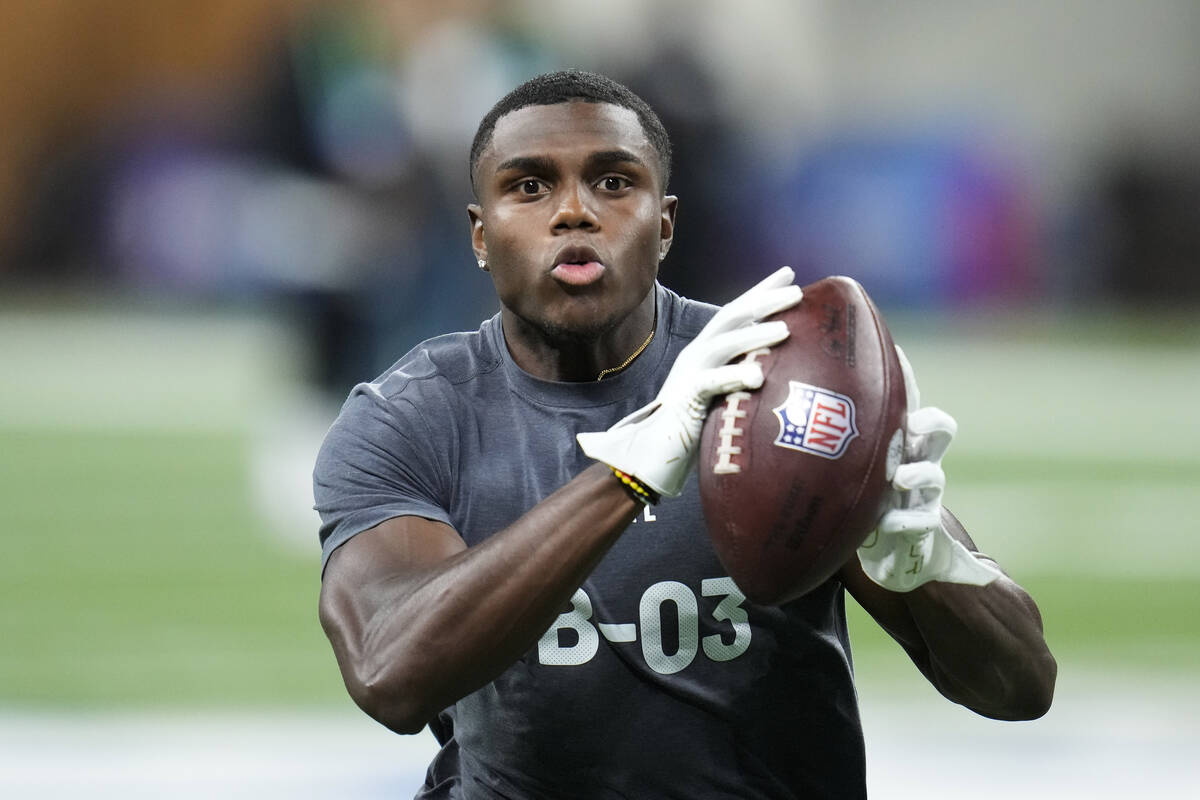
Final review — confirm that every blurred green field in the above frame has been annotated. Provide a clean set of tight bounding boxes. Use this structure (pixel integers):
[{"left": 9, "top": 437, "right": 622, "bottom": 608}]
[
  {"left": 0, "top": 428, "right": 340, "bottom": 708},
  {"left": 1, "top": 303, "right": 1198, "bottom": 709}
]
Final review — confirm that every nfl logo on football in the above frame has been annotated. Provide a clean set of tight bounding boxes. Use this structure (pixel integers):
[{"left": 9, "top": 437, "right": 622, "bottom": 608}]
[{"left": 772, "top": 381, "right": 859, "bottom": 459}]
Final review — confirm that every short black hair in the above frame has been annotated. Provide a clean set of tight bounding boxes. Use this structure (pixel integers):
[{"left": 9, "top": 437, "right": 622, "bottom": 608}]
[{"left": 469, "top": 70, "right": 672, "bottom": 195}]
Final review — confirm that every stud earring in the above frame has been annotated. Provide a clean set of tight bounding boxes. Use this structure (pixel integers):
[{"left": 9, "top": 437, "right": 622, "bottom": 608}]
[{"left": 478, "top": 259, "right": 488, "bottom": 271}]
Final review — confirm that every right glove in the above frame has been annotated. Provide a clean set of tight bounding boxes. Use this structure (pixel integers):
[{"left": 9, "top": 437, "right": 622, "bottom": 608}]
[
  {"left": 856, "top": 345, "right": 1003, "bottom": 591},
  {"left": 576, "top": 266, "right": 802, "bottom": 497}
]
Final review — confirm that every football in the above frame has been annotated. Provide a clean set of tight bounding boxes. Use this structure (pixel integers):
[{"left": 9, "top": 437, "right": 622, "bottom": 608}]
[{"left": 698, "top": 276, "right": 907, "bottom": 605}]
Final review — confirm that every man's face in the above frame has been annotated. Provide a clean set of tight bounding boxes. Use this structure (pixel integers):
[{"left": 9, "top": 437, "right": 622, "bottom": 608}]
[{"left": 469, "top": 101, "right": 676, "bottom": 344}]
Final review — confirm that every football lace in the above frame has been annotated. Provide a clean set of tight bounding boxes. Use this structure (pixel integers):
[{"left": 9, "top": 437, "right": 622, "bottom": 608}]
[{"left": 712, "top": 347, "right": 772, "bottom": 474}]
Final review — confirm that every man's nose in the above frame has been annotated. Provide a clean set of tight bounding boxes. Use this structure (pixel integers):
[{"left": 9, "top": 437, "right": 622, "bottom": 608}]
[{"left": 551, "top": 182, "right": 599, "bottom": 231}]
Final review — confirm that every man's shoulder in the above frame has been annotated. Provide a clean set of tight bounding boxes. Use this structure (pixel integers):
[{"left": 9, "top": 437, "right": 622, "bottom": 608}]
[{"left": 355, "top": 318, "right": 504, "bottom": 408}]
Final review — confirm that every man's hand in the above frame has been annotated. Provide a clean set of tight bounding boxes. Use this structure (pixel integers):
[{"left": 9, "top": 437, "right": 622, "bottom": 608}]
[
  {"left": 577, "top": 266, "right": 802, "bottom": 497},
  {"left": 857, "top": 346, "right": 1002, "bottom": 592}
]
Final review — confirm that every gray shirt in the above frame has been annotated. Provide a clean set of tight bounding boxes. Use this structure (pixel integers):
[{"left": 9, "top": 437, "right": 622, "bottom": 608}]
[{"left": 314, "top": 283, "right": 866, "bottom": 799}]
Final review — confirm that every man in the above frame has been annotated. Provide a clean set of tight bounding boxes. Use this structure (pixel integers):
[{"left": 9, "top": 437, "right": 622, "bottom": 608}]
[{"left": 314, "top": 70, "right": 1055, "bottom": 798}]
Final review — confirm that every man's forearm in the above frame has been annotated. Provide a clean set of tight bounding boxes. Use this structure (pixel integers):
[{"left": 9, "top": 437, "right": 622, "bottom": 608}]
[
  {"left": 901, "top": 510, "right": 1056, "bottom": 720},
  {"left": 903, "top": 568, "right": 1056, "bottom": 719}
]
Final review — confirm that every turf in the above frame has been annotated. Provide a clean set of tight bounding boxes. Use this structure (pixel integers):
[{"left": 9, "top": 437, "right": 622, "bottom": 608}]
[
  {"left": 848, "top": 573, "right": 1200, "bottom": 678},
  {"left": 0, "top": 428, "right": 345, "bottom": 709}
]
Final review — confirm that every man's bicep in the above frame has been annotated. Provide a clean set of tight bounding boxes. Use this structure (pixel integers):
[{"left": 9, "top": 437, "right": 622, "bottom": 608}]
[
  {"left": 319, "top": 516, "right": 467, "bottom": 644},
  {"left": 318, "top": 516, "right": 468, "bottom": 725},
  {"left": 324, "top": 515, "right": 467, "bottom": 592}
]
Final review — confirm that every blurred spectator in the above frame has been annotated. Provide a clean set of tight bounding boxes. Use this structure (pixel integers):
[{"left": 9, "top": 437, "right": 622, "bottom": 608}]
[
  {"left": 621, "top": 42, "right": 764, "bottom": 305},
  {"left": 757, "top": 127, "right": 1036, "bottom": 308},
  {"left": 0, "top": 0, "right": 304, "bottom": 272},
  {"left": 1099, "top": 146, "right": 1200, "bottom": 304},
  {"left": 3, "top": 0, "right": 1199, "bottom": 399}
]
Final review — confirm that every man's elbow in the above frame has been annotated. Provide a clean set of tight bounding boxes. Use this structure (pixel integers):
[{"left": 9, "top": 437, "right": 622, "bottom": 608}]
[
  {"left": 344, "top": 668, "right": 434, "bottom": 735},
  {"left": 1013, "top": 649, "right": 1057, "bottom": 719},
  {"left": 976, "top": 649, "right": 1058, "bottom": 721},
  {"left": 319, "top": 588, "right": 436, "bottom": 735}
]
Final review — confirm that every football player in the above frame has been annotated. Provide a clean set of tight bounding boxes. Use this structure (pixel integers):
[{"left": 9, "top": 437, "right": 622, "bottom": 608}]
[{"left": 315, "top": 70, "right": 1055, "bottom": 798}]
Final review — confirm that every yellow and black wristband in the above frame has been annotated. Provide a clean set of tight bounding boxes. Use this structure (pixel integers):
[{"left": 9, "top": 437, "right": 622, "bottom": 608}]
[{"left": 611, "top": 467, "right": 660, "bottom": 506}]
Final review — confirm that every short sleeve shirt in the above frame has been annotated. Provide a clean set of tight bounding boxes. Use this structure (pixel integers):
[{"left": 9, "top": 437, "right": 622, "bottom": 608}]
[{"left": 314, "top": 283, "right": 866, "bottom": 799}]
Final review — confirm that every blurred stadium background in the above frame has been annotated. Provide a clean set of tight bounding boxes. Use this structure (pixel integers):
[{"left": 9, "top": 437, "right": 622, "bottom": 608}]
[{"left": 1, "top": 0, "right": 1198, "bottom": 796}]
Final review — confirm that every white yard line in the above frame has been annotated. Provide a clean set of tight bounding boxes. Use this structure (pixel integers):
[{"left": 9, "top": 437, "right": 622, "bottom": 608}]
[
  {"left": 861, "top": 670, "right": 1200, "bottom": 798},
  {"left": 2, "top": 674, "right": 1196, "bottom": 799},
  {"left": 0, "top": 710, "right": 437, "bottom": 799},
  {"left": 0, "top": 307, "right": 303, "bottom": 433}
]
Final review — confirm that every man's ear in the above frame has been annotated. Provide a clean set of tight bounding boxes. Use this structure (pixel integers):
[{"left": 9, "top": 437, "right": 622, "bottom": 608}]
[
  {"left": 659, "top": 195, "right": 678, "bottom": 262},
  {"left": 467, "top": 203, "right": 487, "bottom": 263}
]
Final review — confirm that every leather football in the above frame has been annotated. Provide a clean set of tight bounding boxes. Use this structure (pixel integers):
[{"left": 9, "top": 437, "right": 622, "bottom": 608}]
[{"left": 698, "top": 276, "right": 907, "bottom": 605}]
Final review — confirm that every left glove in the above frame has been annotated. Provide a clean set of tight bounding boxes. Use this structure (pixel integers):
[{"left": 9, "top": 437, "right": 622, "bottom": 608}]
[
  {"left": 856, "top": 346, "right": 1003, "bottom": 592},
  {"left": 577, "top": 266, "right": 802, "bottom": 498}
]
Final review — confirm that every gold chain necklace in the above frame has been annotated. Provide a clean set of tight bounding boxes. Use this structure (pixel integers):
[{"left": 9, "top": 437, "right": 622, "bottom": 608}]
[{"left": 596, "top": 325, "right": 656, "bottom": 381}]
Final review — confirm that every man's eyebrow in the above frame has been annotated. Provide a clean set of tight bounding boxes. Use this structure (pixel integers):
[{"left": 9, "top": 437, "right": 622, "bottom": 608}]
[
  {"left": 493, "top": 155, "right": 557, "bottom": 176},
  {"left": 493, "top": 150, "right": 648, "bottom": 176},
  {"left": 587, "top": 150, "right": 648, "bottom": 171}
]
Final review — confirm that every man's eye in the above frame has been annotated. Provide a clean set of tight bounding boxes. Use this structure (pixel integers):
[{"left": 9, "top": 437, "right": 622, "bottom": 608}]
[
  {"left": 519, "top": 180, "right": 544, "bottom": 195},
  {"left": 600, "top": 176, "right": 629, "bottom": 191}
]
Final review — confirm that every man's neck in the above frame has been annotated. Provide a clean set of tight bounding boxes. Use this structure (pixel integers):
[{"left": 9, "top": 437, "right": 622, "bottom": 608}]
[{"left": 501, "top": 293, "right": 657, "bottom": 382}]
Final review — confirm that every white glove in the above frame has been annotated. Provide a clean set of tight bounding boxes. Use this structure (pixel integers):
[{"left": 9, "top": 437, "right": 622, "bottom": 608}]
[
  {"left": 577, "top": 266, "right": 802, "bottom": 497},
  {"left": 856, "top": 345, "right": 1003, "bottom": 592}
]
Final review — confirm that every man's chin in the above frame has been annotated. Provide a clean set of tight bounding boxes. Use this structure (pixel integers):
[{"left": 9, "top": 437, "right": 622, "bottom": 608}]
[
  {"left": 505, "top": 283, "right": 655, "bottom": 346},
  {"left": 531, "top": 317, "right": 613, "bottom": 346}
]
